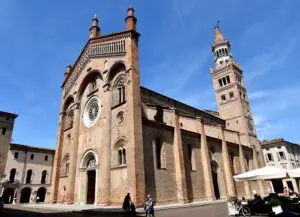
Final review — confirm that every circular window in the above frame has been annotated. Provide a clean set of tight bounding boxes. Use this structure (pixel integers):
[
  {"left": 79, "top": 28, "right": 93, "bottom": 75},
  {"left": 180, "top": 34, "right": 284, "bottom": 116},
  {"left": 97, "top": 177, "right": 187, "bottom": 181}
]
[
  {"left": 116, "top": 111, "right": 125, "bottom": 125},
  {"left": 83, "top": 96, "right": 101, "bottom": 128}
]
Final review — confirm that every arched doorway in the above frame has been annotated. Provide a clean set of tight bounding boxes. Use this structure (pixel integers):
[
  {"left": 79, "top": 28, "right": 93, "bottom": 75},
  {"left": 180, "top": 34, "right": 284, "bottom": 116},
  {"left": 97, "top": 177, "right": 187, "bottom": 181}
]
[
  {"left": 211, "top": 161, "right": 220, "bottom": 199},
  {"left": 20, "top": 187, "right": 31, "bottom": 203},
  {"left": 2, "top": 188, "right": 14, "bottom": 204},
  {"left": 36, "top": 187, "right": 46, "bottom": 202},
  {"left": 79, "top": 150, "right": 98, "bottom": 204}
]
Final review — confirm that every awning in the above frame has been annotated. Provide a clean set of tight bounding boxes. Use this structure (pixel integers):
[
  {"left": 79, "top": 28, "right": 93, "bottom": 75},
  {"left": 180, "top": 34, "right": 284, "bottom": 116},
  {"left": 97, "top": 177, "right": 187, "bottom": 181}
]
[
  {"left": 288, "top": 168, "right": 300, "bottom": 178},
  {"left": 233, "top": 166, "right": 288, "bottom": 181}
]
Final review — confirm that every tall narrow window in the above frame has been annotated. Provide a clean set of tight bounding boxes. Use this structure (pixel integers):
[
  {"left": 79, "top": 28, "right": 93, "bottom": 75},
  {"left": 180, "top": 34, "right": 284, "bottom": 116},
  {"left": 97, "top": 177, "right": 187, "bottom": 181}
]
[
  {"left": 30, "top": 154, "right": 34, "bottom": 160},
  {"left": 118, "top": 149, "right": 122, "bottom": 165},
  {"left": 226, "top": 76, "right": 230, "bottom": 84},
  {"left": 26, "top": 169, "right": 32, "bottom": 184},
  {"left": 14, "top": 152, "right": 19, "bottom": 159},
  {"left": 113, "top": 75, "right": 126, "bottom": 107},
  {"left": 9, "top": 168, "right": 16, "bottom": 183},
  {"left": 221, "top": 95, "right": 226, "bottom": 102},
  {"left": 230, "top": 153, "right": 234, "bottom": 174},
  {"left": 61, "top": 154, "right": 70, "bottom": 177},
  {"left": 155, "top": 137, "right": 162, "bottom": 169},
  {"left": 41, "top": 170, "right": 47, "bottom": 184},
  {"left": 229, "top": 92, "right": 234, "bottom": 99},
  {"left": 44, "top": 155, "right": 48, "bottom": 161},
  {"left": 218, "top": 79, "right": 223, "bottom": 87},
  {"left": 118, "top": 147, "right": 126, "bottom": 166},
  {"left": 2, "top": 127, "right": 6, "bottom": 135},
  {"left": 122, "top": 149, "right": 126, "bottom": 165},
  {"left": 245, "top": 156, "right": 250, "bottom": 171},
  {"left": 222, "top": 77, "right": 227, "bottom": 85}
]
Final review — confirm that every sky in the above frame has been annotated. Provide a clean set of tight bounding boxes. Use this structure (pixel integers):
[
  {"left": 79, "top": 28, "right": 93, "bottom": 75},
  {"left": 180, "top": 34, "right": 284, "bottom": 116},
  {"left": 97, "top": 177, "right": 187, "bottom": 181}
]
[{"left": 0, "top": 0, "right": 299, "bottom": 148}]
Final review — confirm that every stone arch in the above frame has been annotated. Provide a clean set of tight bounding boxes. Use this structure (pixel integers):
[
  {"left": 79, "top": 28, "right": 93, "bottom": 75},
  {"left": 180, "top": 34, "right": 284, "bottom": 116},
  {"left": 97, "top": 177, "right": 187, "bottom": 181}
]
[
  {"left": 2, "top": 187, "right": 14, "bottom": 204},
  {"left": 78, "top": 149, "right": 99, "bottom": 204},
  {"left": 61, "top": 154, "right": 70, "bottom": 176},
  {"left": 36, "top": 187, "right": 47, "bottom": 202},
  {"left": 20, "top": 187, "right": 32, "bottom": 203},
  {"left": 107, "top": 61, "right": 126, "bottom": 83},
  {"left": 113, "top": 137, "right": 127, "bottom": 167},
  {"left": 63, "top": 96, "right": 74, "bottom": 112},
  {"left": 76, "top": 70, "right": 103, "bottom": 102},
  {"left": 25, "top": 169, "right": 33, "bottom": 184},
  {"left": 9, "top": 168, "right": 16, "bottom": 183},
  {"left": 80, "top": 149, "right": 99, "bottom": 169},
  {"left": 111, "top": 74, "right": 126, "bottom": 107}
]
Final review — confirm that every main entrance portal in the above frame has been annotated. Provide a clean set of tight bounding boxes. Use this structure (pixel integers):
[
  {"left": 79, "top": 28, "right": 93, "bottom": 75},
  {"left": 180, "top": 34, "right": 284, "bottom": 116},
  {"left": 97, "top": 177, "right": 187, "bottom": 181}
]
[{"left": 87, "top": 170, "right": 96, "bottom": 204}]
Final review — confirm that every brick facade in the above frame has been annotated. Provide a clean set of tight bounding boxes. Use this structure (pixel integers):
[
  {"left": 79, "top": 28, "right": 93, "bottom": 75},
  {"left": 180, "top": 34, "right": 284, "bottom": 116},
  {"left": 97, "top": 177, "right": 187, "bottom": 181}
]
[{"left": 50, "top": 6, "right": 267, "bottom": 207}]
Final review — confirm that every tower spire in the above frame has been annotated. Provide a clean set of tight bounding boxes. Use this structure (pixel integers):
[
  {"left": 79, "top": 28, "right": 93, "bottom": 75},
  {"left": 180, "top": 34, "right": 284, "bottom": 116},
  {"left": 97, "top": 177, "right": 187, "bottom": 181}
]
[
  {"left": 89, "top": 14, "right": 100, "bottom": 38},
  {"left": 211, "top": 22, "right": 232, "bottom": 69},
  {"left": 125, "top": 4, "right": 137, "bottom": 31},
  {"left": 214, "top": 21, "right": 225, "bottom": 45}
]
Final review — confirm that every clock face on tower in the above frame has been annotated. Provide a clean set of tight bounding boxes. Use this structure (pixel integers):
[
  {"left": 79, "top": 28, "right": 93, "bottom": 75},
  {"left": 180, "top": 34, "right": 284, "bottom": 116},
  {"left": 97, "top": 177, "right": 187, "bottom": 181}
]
[{"left": 248, "top": 120, "right": 253, "bottom": 132}]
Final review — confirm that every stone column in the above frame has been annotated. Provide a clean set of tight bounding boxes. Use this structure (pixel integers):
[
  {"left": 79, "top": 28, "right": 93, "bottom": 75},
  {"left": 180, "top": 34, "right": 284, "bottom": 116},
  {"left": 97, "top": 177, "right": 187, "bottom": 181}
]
[
  {"left": 220, "top": 126, "right": 236, "bottom": 198},
  {"left": 252, "top": 148, "right": 265, "bottom": 196},
  {"left": 197, "top": 117, "right": 215, "bottom": 200},
  {"left": 172, "top": 109, "right": 188, "bottom": 203},
  {"left": 49, "top": 112, "right": 65, "bottom": 203},
  {"left": 237, "top": 134, "right": 251, "bottom": 198},
  {"left": 66, "top": 103, "right": 80, "bottom": 203}
]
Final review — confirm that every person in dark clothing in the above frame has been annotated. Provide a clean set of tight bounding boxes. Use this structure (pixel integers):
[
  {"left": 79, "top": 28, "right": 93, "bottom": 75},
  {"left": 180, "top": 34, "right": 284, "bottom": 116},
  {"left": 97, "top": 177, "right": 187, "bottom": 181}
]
[{"left": 122, "top": 193, "right": 132, "bottom": 212}]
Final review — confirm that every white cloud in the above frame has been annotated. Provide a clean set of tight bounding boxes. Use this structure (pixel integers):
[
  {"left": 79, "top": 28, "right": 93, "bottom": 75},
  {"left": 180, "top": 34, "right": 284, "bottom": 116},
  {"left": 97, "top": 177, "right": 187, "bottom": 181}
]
[{"left": 248, "top": 91, "right": 269, "bottom": 100}]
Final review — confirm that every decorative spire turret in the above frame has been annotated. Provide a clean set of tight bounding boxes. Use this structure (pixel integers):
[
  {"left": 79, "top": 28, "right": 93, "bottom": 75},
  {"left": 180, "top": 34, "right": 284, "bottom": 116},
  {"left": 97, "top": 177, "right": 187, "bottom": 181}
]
[
  {"left": 64, "top": 64, "right": 72, "bottom": 80},
  {"left": 211, "top": 22, "right": 232, "bottom": 69},
  {"left": 89, "top": 14, "right": 100, "bottom": 38},
  {"left": 125, "top": 4, "right": 137, "bottom": 31}
]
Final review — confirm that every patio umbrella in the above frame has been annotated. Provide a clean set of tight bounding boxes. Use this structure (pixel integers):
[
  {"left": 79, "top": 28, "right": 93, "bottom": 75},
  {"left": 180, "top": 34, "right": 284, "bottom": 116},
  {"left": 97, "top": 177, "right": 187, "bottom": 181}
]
[
  {"left": 233, "top": 166, "right": 288, "bottom": 181},
  {"left": 288, "top": 168, "right": 300, "bottom": 178}
]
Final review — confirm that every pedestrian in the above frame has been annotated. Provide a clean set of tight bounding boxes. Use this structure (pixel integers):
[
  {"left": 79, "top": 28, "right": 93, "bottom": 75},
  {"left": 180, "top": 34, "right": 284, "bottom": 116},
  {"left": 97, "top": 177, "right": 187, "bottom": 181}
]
[
  {"left": 122, "top": 193, "right": 132, "bottom": 212},
  {"left": 283, "top": 187, "right": 290, "bottom": 197},
  {"left": 144, "top": 194, "right": 154, "bottom": 217}
]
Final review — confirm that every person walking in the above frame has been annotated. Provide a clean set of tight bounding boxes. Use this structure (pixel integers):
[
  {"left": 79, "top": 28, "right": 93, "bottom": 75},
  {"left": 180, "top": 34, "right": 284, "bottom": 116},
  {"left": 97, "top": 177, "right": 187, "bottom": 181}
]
[
  {"left": 122, "top": 193, "right": 132, "bottom": 212},
  {"left": 144, "top": 194, "right": 154, "bottom": 217}
]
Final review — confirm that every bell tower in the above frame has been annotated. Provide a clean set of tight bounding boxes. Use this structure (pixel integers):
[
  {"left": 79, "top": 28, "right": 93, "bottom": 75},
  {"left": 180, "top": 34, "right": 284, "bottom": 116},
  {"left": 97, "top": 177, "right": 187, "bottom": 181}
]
[{"left": 210, "top": 23, "right": 259, "bottom": 150}]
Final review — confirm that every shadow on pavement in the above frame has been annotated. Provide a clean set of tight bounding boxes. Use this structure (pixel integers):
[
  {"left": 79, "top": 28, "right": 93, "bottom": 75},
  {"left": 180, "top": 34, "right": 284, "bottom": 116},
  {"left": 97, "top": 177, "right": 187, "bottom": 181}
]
[{"left": 1, "top": 207, "right": 146, "bottom": 217}]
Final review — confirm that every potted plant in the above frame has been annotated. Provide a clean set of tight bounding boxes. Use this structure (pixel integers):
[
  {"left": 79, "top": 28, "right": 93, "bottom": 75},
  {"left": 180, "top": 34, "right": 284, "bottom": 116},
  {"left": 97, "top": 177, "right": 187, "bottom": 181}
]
[{"left": 269, "top": 197, "right": 283, "bottom": 215}]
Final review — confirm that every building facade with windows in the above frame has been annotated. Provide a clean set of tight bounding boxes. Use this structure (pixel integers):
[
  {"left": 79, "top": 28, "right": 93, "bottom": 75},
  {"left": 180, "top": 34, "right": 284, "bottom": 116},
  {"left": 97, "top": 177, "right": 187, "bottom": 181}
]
[
  {"left": 0, "top": 111, "right": 18, "bottom": 181},
  {"left": 261, "top": 138, "right": 300, "bottom": 193},
  {"left": 50, "top": 7, "right": 269, "bottom": 207},
  {"left": 0, "top": 143, "right": 55, "bottom": 204}
]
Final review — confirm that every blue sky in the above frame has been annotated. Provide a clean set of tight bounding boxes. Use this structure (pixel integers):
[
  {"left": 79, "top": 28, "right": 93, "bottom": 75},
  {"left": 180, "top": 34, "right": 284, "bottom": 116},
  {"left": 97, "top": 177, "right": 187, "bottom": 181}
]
[{"left": 0, "top": 0, "right": 299, "bottom": 148}]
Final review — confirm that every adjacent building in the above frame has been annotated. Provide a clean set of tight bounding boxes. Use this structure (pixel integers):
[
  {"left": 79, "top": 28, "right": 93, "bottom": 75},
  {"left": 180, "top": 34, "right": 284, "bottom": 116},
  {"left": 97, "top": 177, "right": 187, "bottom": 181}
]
[
  {"left": 261, "top": 138, "right": 300, "bottom": 193},
  {"left": 50, "top": 6, "right": 268, "bottom": 207},
  {"left": 0, "top": 111, "right": 55, "bottom": 204},
  {"left": 0, "top": 111, "right": 18, "bottom": 180}
]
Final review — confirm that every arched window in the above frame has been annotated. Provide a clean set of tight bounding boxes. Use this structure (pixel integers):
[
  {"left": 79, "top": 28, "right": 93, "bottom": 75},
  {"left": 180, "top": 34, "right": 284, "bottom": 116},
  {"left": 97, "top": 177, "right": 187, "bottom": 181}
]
[
  {"left": 118, "top": 147, "right": 126, "bottom": 166},
  {"left": 61, "top": 154, "right": 70, "bottom": 177},
  {"left": 9, "top": 168, "right": 16, "bottom": 183},
  {"left": 26, "top": 169, "right": 32, "bottom": 184},
  {"left": 41, "top": 170, "right": 47, "bottom": 184},
  {"left": 113, "top": 75, "right": 126, "bottom": 107}
]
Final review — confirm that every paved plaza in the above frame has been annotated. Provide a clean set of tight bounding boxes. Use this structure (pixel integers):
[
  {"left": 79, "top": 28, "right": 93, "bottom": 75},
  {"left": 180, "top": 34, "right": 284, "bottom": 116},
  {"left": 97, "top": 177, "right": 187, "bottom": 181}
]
[{"left": 1, "top": 201, "right": 231, "bottom": 217}]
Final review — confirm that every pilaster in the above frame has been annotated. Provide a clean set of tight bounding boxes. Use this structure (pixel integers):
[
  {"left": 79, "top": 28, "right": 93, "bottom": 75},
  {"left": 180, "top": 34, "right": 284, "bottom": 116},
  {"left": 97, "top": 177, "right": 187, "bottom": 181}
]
[
  {"left": 49, "top": 112, "right": 65, "bottom": 203},
  {"left": 172, "top": 109, "right": 188, "bottom": 203},
  {"left": 220, "top": 127, "right": 236, "bottom": 198},
  {"left": 197, "top": 117, "right": 215, "bottom": 200},
  {"left": 66, "top": 103, "right": 80, "bottom": 203},
  {"left": 237, "top": 134, "right": 251, "bottom": 198}
]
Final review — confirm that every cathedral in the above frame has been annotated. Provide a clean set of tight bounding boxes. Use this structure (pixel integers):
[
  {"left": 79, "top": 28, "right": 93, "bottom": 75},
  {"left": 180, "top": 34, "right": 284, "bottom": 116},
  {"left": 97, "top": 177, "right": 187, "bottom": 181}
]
[{"left": 50, "top": 6, "right": 268, "bottom": 206}]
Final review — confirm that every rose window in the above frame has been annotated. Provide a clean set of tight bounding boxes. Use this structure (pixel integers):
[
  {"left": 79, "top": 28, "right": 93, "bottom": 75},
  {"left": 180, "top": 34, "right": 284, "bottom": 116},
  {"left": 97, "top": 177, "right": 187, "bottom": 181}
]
[{"left": 83, "top": 96, "right": 101, "bottom": 128}]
